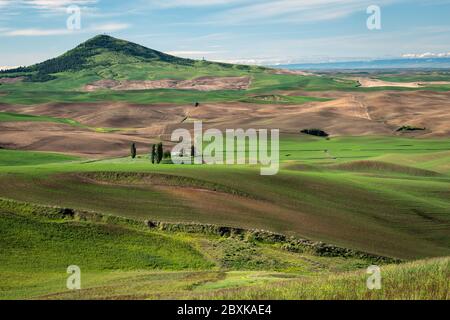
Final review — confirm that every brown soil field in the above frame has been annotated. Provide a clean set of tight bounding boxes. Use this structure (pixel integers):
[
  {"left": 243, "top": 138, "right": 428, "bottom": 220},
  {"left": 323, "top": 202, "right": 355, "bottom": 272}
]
[
  {"left": 0, "top": 121, "right": 153, "bottom": 157},
  {"left": 355, "top": 78, "right": 450, "bottom": 88},
  {"left": 1, "top": 90, "right": 449, "bottom": 156},
  {"left": 84, "top": 76, "right": 251, "bottom": 92}
]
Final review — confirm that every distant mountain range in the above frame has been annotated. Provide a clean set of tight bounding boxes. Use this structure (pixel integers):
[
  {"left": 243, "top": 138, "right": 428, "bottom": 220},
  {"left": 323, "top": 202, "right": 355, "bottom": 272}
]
[{"left": 273, "top": 57, "right": 450, "bottom": 70}]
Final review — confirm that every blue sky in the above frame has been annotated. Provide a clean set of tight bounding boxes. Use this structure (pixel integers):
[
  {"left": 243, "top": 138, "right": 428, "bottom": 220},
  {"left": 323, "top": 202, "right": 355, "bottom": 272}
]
[{"left": 1, "top": 0, "right": 450, "bottom": 67}]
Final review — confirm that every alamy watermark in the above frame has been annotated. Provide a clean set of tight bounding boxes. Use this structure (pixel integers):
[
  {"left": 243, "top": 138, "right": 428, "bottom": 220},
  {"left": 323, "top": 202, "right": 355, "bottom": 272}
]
[
  {"left": 171, "top": 121, "right": 280, "bottom": 175},
  {"left": 67, "top": 5, "right": 81, "bottom": 31},
  {"left": 366, "top": 265, "right": 382, "bottom": 290},
  {"left": 66, "top": 265, "right": 81, "bottom": 290},
  {"left": 367, "top": 5, "right": 381, "bottom": 30}
]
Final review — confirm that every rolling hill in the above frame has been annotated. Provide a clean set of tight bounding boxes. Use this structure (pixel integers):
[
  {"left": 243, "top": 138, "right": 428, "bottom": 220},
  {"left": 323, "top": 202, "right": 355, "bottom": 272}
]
[{"left": 0, "top": 35, "right": 261, "bottom": 83}]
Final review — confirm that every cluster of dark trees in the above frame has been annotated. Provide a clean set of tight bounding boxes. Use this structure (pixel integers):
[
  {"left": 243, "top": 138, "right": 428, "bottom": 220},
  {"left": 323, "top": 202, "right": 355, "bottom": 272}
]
[
  {"left": 150, "top": 143, "right": 164, "bottom": 164},
  {"left": 396, "top": 125, "right": 426, "bottom": 132},
  {"left": 130, "top": 142, "right": 164, "bottom": 163},
  {"left": 130, "top": 143, "right": 197, "bottom": 164},
  {"left": 300, "top": 129, "right": 329, "bottom": 137}
]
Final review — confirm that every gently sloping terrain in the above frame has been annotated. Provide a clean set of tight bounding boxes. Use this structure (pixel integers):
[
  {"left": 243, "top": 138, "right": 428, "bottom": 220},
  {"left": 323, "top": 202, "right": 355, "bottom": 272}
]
[
  {"left": 177, "top": 257, "right": 450, "bottom": 300},
  {"left": 0, "top": 157, "right": 449, "bottom": 260},
  {"left": 84, "top": 76, "right": 251, "bottom": 92},
  {"left": 355, "top": 77, "right": 450, "bottom": 88},
  {"left": 0, "top": 121, "right": 153, "bottom": 157},
  {"left": 1, "top": 89, "right": 449, "bottom": 157},
  {"left": 0, "top": 198, "right": 383, "bottom": 299}
]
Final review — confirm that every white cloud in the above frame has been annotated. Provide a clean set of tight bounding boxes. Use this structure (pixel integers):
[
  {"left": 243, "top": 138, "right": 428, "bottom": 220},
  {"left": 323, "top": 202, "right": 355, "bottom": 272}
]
[
  {"left": 0, "top": 0, "right": 98, "bottom": 14},
  {"left": 214, "top": 57, "right": 287, "bottom": 65},
  {"left": 0, "top": 65, "right": 19, "bottom": 70},
  {"left": 208, "top": 0, "right": 407, "bottom": 25},
  {"left": 145, "top": 0, "right": 244, "bottom": 8},
  {"left": 23, "top": 0, "right": 97, "bottom": 10},
  {"left": 1, "top": 22, "right": 130, "bottom": 36},
  {"left": 402, "top": 52, "right": 450, "bottom": 58},
  {"left": 5, "top": 28, "right": 71, "bottom": 36},
  {"left": 166, "top": 50, "right": 223, "bottom": 58},
  {"left": 167, "top": 50, "right": 216, "bottom": 55},
  {"left": 90, "top": 22, "right": 130, "bottom": 32}
]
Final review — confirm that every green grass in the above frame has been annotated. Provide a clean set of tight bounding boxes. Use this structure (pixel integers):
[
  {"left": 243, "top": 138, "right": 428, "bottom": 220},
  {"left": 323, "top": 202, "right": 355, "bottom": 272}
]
[
  {"left": 1, "top": 136, "right": 449, "bottom": 299},
  {"left": 0, "top": 198, "right": 376, "bottom": 299},
  {"left": 0, "top": 149, "right": 80, "bottom": 166},
  {"left": 0, "top": 136, "right": 449, "bottom": 261},
  {"left": 1, "top": 197, "right": 445, "bottom": 299},
  {"left": 180, "top": 257, "right": 450, "bottom": 300},
  {"left": 0, "top": 211, "right": 211, "bottom": 299}
]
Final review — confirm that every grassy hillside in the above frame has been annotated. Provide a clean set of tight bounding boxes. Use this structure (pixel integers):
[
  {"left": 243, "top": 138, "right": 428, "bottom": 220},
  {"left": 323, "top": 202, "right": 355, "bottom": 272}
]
[
  {"left": 0, "top": 198, "right": 383, "bottom": 300},
  {"left": 181, "top": 257, "right": 450, "bottom": 300},
  {"left": 1, "top": 35, "right": 255, "bottom": 79},
  {"left": 0, "top": 149, "right": 80, "bottom": 166},
  {"left": 0, "top": 35, "right": 361, "bottom": 105},
  {"left": 0, "top": 197, "right": 447, "bottom": 300},
  {"left": 1, "top": 136, "right": 449, "bottom": 299},
  {"left": 0, "top": 136, "right": 449, "bottom": 261},
  {"left": 0, "top": 35, "right": 262, "bottom": 88}
]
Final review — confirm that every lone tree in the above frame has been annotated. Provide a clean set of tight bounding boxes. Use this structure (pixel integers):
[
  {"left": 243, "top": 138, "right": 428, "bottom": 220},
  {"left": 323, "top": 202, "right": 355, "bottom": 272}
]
[
  {"left": 156, "top": 142, "right": 163, "bottom": 164},
  {"left": 130, "top": 143, "right": 137, "bottom": 159},
  {"left": 150, "top": 144, "right": 156, "bottom": 164}
]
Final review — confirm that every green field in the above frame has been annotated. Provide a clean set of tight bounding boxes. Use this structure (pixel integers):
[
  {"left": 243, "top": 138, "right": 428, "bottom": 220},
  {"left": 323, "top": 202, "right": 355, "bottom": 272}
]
[
  {"left": 1, "top": 136, "right": 449, "bottom": 261},
  {"left": 0, "top": 197, "right": 385, "bottom": 300},
  {"left": 0, "top": 149, "right": 80, "bottom": 166},
  {"left": 0, "top": 135, "right": 449, "bottom": 299},
  {"left": 181, "top": 257, "right": 450, "bottom": 300},
  {"left": 0, "top": 71, "right": 358, "bottom": 105}
]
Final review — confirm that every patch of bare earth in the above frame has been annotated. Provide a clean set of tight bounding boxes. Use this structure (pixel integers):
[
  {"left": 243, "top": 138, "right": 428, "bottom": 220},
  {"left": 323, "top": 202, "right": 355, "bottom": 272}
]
[
  {"left": 0, "top": 77, "right": 24, "bottom": 84},
  {"left": 355, "top": 77, "right": 450, "bottom": 88},
  {"left": 84, "top": 76, "right": 251, "bottom": 92},
  {"left": 281, "top": 90, "right": 450, "bottom": 137},
  {"left": 270, "top": 69, "right": 315, "bottom": 76},
  {"left": 0, "top": 121, "right": 153, "bottom": 158}
]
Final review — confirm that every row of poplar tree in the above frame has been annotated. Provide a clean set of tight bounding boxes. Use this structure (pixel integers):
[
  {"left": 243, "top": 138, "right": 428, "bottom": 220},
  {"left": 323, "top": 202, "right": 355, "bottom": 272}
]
[{"left": 130, "top": 142, "right": 164, "bottom": 164}]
